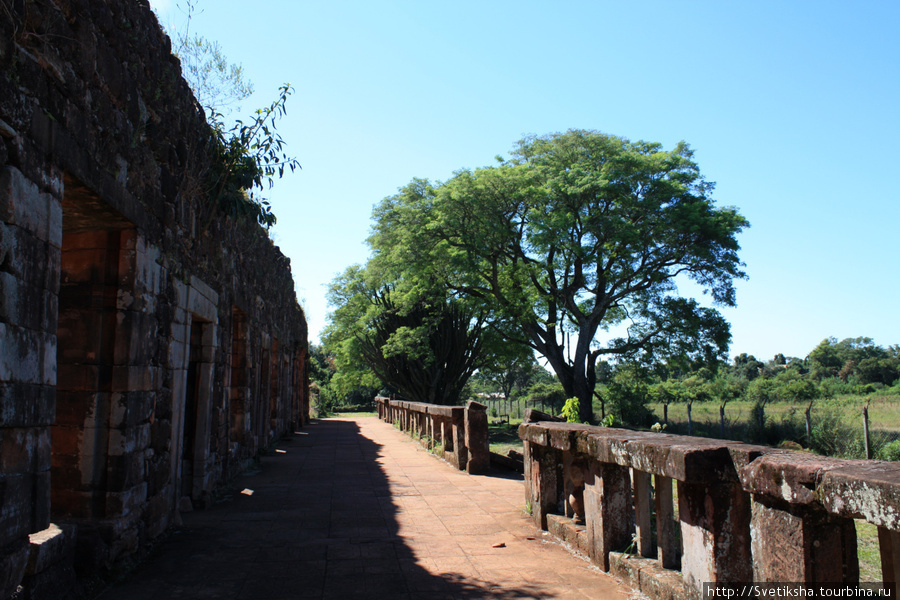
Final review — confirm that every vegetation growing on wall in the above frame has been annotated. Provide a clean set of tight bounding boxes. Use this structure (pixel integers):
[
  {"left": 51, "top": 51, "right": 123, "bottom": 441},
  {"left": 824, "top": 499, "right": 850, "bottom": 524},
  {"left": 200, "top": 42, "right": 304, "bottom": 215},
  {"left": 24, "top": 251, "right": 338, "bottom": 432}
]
[{"left": 159, "top": 0, "right": 300, "bottom": 229}]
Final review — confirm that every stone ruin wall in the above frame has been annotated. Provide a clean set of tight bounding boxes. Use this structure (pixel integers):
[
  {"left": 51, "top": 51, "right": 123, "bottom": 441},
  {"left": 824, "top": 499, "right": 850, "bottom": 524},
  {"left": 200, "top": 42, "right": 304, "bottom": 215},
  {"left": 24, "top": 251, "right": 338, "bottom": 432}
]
[{"left": 0, "top": 0, "right": 309, "bottom": 596}]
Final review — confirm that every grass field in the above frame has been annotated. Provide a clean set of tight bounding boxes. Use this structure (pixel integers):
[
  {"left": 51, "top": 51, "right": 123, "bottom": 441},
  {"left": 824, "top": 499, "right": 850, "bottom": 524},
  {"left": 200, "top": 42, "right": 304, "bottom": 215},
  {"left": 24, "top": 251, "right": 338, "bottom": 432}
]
[{"left": 488, "top": 419, "right": 524, "bottom": 456}]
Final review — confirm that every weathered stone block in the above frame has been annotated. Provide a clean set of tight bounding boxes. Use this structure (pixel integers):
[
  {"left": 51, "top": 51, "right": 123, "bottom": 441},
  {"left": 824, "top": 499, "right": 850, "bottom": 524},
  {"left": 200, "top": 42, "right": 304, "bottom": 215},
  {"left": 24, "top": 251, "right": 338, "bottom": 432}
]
[
  {"left": 142, "top": 491, "right": 171, "bottom": 539},
  {"left": 0, "top": 427, "right": 51, "bottom": 474},
  {"left": 583, "top": 461, "right": 633, "bottom": 571},
  {"left": 464, "top": 400, "right": 489, "bottom": 475},
  {"left": 751, "top": 496, "right": 859, "bottom": 582},
  {"left": 819, "top": 461, "right": 900, "bottom": 531},
  {"left": 741, "top": 451, "right": 846, "bottom": 505},
  {"left": 0, "top": 383, "right": 55, "bottom": 428},
  {"left": 108, "top": 423, "right": 151, "bottom": 457},
  {"left": 0, "top": 222, "right": 57, "bottom": 290},
  {"left": 0, "top": 323, "right": 42, "bottom": 384},
  {"left": 56, "top": 363, "right": 102, "bottom": 392},
  {"left": 111, "top": 365, "right": 159, "bottom": 392},
  {"left": 0, "top": 165, "right": 60, "bottom": 244},
  {"left": 0, "top": 539, "right": 29, "bottom": 600},
  {"left": 678, "top": 480, "right": 752, "bottom": 592},
  {"left": 0, "top": 474, "right": 37, "bottom": 547},
  {"left": 113, "top": 310, "right": 158, "bottom": 365},
  {"left": 41, "top": 331, "right": 56, "bottom": 386},
  {"left": 105, "top": 451, "right": 146, "bottom": 491},
  {"left": 26, "top": 523, "right": 76, "bottom": 575},
  {"left": 105, "top": 482, "right": 148, "bottom": 517},
  {"left": 109, "top": 391, "right": 155, "bottom": 429},
  {"left": 61, "top": 230, "right": 110, "bottom": 251},
  {"left": 54, "top": 390, "right": 103, "bottom": 428}
]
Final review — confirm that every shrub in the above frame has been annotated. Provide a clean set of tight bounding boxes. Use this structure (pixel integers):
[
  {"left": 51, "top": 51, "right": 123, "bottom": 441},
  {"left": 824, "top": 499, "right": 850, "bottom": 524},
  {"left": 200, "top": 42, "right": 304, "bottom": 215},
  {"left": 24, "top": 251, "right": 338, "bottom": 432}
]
[
  {"left": 561, "top": 397, "right": 581, "bottom": 423},
  {"left": 878, "top": 441, "right": 900, "bottom": 461}
]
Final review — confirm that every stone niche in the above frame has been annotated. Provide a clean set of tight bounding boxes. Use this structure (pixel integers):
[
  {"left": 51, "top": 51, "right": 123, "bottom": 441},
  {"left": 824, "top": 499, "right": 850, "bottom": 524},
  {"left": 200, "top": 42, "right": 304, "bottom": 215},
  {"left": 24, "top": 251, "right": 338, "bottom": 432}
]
[{"left": 0, "top": 1, "right": 309, "bottom": 597}]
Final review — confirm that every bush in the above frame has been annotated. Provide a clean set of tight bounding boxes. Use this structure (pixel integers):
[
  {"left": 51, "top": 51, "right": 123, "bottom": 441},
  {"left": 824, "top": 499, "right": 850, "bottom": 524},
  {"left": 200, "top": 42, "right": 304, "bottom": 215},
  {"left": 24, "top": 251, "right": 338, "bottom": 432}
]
[
  {"left": 878, "top": 440, "right": 900, "bottom": 461},
  {"left": 807, "top": 402, "right": 865, "bottom": 458},
  {"left": 561, "top": 397, "right": 581, "bottom": 423}
]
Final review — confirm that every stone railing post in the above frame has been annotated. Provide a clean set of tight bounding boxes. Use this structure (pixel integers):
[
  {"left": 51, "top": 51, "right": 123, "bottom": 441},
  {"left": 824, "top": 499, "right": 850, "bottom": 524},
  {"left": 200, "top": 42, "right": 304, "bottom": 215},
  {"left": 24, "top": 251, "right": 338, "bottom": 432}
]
[
  {"left": 584, "top": 460, "right": 634, "bottom": 571},
  {"left": 464, "top": 400, "right": 489, "bottom": 474},
  {"left": 678, "top": 479, "right": 752, "bottom": 588},
  {"left": 452, "top": 407, "right": 467, "bottom": 471},
  {"left": 741, "top": 453, "right": 859, "bottom": 582}
]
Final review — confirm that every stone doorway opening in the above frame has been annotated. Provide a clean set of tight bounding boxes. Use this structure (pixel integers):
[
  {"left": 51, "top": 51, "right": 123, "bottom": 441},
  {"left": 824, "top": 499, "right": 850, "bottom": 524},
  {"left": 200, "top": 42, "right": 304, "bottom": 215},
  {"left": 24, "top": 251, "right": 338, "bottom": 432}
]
[
  {"left": 52, "top": 174, "right": 139, "bottom": 566},
  {"left": 179, "top": 315, "right": 214, "bottom": 508}
]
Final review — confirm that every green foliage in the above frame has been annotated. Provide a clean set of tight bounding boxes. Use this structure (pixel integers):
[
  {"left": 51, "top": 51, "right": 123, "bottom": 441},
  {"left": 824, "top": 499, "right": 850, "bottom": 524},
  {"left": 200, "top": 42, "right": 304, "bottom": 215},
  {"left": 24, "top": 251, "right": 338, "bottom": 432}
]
[
  {"left": 205, "top": 83, "right": 300, "bottom": 229},
  {"left": 159, "top": 1, "right": 299, "bottom": 230},
  {"left": 367, "top": 130, "right": 747, "bottom": 423},
  {"left": 809, "top": 337, "right": 900, "bottom": 385},
  {"left": 168, "top": 0, "right": 254, "bottom": 116},
  {"left": 521, "top": 381, "right": 568, "bottom": 415},
  {"left": 878, "top": 441, "right": 900, "bottom": 462},
  {"left": 324, "top": 264, "right": 498, "bottom": 406},
  {"left": 604, "top": 365, "right": 656, "bottom": 427},
  {"left": 561, "top": 397, "right": 581, "bottom": 423}
]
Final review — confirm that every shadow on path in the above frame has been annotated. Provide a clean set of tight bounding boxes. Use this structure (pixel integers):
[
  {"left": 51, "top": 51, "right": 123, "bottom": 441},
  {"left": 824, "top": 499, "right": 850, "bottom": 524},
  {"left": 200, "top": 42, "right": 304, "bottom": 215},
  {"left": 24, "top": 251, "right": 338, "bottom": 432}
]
[{"left": 96, "top": 418, "right": 628, "bottom": 599}]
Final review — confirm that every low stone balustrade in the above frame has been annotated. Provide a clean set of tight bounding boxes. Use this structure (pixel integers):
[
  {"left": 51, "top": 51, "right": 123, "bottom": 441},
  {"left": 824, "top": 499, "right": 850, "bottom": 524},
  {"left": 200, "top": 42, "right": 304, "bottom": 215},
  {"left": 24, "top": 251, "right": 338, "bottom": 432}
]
[
  {"left": 376, "top": 397, "right": 489, "bottom": 474},
  {"left": 519, "top": 414, "right": 900, "bottom": 599}
]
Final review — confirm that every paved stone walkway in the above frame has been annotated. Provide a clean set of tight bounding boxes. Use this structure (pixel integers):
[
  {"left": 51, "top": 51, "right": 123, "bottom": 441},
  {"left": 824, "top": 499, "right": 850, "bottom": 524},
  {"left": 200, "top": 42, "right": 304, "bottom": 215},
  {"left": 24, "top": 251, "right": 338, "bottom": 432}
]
[{"left": 97, "top": 417, "right": 632, "bottom": 599}]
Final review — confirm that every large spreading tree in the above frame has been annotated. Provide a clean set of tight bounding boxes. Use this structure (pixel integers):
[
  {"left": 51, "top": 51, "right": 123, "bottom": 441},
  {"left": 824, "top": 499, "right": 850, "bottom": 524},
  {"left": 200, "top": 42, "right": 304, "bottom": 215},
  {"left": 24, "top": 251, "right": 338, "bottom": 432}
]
[{"left": 368, "top": 130, "right": 748, "bottom": 422}]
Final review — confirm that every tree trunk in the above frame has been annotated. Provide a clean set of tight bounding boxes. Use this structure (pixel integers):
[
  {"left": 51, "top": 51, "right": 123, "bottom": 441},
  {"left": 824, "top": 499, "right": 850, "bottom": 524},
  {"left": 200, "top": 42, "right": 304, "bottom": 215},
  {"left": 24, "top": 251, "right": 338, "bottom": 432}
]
[
  {"left": 719, "top": 403, "right": 726, "bottom": 439},
  {"left": 687, "top": 402, "right": 693, "bottom": 436},
  {"left": 572, "top": 374, "right": 594, "bottom": 424},
  {"left": 663, "top": 403, "right": 668, "bottom": 426}
]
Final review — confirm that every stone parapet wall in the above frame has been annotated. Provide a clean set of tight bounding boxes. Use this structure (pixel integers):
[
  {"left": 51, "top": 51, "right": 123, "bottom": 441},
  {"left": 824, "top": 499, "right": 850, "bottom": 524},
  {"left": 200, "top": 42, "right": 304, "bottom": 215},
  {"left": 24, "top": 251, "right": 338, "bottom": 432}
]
[
  {"left": 0, "top": 1, "right": 309, "bottom": 597},
  {"left": 519, "top": 419, "right": 900, "bottom": 599},
  {"left": 376, "top": 397, "right": 489, "bottom": 474}
]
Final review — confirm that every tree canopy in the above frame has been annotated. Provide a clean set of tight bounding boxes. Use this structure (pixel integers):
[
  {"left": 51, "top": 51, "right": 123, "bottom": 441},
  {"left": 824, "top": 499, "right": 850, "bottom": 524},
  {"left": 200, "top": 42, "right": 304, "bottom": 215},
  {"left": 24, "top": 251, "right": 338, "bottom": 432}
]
[
  {"left": 323, "top": 263, "right": 508, "bottom": 406},
  {"left": 367, "top": 130, "right": 748, "bottom": 421}
]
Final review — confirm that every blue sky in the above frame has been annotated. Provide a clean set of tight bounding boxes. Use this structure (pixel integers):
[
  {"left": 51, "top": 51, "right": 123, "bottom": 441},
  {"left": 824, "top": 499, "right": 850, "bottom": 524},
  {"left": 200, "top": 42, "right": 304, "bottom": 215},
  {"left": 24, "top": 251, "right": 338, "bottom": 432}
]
[{"left": 150, "top": 0, "right": 900, "bottom": 362}]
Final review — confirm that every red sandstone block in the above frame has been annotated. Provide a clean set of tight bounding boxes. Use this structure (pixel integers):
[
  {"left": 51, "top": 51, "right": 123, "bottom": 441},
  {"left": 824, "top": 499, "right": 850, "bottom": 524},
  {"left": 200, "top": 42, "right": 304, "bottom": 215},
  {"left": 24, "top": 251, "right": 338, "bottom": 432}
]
[
  {"left": 741, "top": 451, "right": 848, "bottom": 505},
  {"left": 750, "top": 497, "right": 859, "bottom": 583},
  {"left": 49, "top": 453, "right": 89, "bottom": 495},
  {"left": 51, "top": 424, "right": 83, "bottom": 457},
  {"left": 54, "top": 390, "right": 104, "bottom": 427},
  {"left": 61, "top": 230, "right": 111, "bottom": 251},
  {"left": 59, "top": 247, "right": 111, "bottom": 283},
  {"left": 678, "top": 480, "right": 752, "bottom": 590},
  {"left": 819, "top": 462, "right": 900, "bottom": 530},
  {"left": 112, "top": 310, "right": 157, "bottom": 365},
  {"left": 56, "top": 364, "right": 101, "bottom": 391}
]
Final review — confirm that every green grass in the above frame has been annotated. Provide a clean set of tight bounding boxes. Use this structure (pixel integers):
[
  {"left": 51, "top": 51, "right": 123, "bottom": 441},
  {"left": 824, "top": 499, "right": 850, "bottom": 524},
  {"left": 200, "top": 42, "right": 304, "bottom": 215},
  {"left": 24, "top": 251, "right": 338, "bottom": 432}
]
[
  {"left": 329, "top": 411, "right": 378, "bottom": 418},
  {"left": 856, "top": 520, "right": 882, "bottom": 581},
  {"left": 489, "top": 420, "right": 524, "bottom": 455}
]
